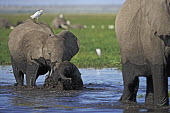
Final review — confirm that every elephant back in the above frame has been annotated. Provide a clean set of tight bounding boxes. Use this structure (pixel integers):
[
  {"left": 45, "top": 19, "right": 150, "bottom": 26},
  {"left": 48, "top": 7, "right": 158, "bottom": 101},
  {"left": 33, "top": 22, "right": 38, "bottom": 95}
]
[{"left": 9, "top": 19, "right": 53, "bottom": 43}]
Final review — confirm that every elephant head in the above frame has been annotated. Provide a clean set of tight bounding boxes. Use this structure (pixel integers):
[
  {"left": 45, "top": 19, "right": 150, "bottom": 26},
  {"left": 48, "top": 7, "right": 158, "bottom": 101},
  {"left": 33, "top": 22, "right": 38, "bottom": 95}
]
[{"left": 42, "top": 30, "right": 80, "bottom": 75}]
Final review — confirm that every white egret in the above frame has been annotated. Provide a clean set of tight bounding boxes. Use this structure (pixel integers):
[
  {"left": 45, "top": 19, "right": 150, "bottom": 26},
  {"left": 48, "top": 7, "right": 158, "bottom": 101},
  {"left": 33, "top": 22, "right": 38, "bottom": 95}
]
[
  {"left": 83, "top": 25, "right": 87, "bottom": 29},
  {"left": 10, "top": 26, "right": 15, "bottom": 30},
  {"left": 91, "top": 25, "right": 95, "bottom": 29},
  {"left": 59, "top": 14, "right": 64, "bottom": 18},
  {"left": 96, "top": 48, "right": 102, "bottom": 57},
  {"left": 66, "top": 20, "right": 71, "bottom": 25},
  {"left": 108, "top": 25, "right": 114, "bottom": 30},
  {"left": 30, "top": 10, "right": 43, "bottom": 22}
]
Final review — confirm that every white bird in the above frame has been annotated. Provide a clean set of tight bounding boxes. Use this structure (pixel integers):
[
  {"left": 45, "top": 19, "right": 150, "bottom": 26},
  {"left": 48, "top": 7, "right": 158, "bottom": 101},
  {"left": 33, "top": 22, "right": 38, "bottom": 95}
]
[
  {"left": 83, "top": 25, "right": 87, "bottom": 29},
  {"left": 59, "top": 14, "right": 64, "bottom": 18},
  {"left": 30, "top": 10, "right": 43, "bottom": 22},
  {"left": 10, "top": 26, "right": 15, "bottom": 30},
  {"left": 66, "top": 20, "right": 71, "bottom": 25},
  {"left": 108, "top": 25, "right": 114, "bottom": 30},
  {"left": 96, "top": 48, "right": 102, "bottom": 57},
  {"left": 91, "top": 25, "right": 95, "bottom": 29}
]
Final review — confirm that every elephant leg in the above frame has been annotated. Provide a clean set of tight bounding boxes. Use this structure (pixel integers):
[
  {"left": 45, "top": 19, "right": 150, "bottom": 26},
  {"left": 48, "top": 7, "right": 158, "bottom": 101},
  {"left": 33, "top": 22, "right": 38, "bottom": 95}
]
[
  {"left": 26, "top": 62, "right": 39, "bottom": 87},
  {"left": 11, "top": 58, "right": 24, "bottom": 86},
  {"left": 151, "top": 64, "right": 169, "bottom": 106},
  {"left": 145, "top": 76, "right": 154, "bottom": 104},
  {"left": 120, "top": 63, "right": 139, "bottom": 103},
  {"left": 120, "top": 75, "right": 139, "bottom": 103}
]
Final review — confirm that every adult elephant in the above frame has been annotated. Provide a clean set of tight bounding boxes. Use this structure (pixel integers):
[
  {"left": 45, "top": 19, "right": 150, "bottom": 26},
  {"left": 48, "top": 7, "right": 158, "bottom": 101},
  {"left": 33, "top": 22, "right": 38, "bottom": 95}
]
[
  {"left": 8, "top": 19, "right": 79, "bottom": 87},
  {"left": 115, "top": 0, "right": 170, "bottom": 106}
]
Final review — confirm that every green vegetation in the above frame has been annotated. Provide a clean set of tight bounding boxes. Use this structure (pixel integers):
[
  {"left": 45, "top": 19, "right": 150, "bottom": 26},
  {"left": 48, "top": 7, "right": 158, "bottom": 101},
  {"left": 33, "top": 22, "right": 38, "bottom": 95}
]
[
  {"left": 0, "top": 29, "right": 11, "bottom": 64},
  {"left": 0, "top": 14, "right": 121, "bottom": 68}
]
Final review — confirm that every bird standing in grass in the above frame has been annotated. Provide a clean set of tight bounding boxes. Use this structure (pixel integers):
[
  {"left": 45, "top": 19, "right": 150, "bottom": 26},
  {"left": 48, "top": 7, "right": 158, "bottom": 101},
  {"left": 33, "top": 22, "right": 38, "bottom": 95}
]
[
  {"left": 30, "top": 10, "right": 43, "bottom": 22},
  {"left": 96, "top": 48, "right": 102, "bottom": 57},
  {"left": 91, "top": 25, "right": 95, "bottom": 29}
]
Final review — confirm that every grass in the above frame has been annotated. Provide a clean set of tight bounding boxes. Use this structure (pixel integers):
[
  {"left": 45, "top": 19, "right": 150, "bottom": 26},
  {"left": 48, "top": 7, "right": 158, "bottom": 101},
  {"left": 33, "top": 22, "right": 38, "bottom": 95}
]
[{"left": 0, "top": 14, "right": 121, "bottom": 68}]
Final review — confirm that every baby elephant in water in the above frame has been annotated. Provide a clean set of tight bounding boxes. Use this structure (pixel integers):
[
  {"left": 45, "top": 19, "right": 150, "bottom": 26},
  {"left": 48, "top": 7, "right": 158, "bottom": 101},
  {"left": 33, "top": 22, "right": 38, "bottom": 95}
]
[{"left": 44, "top": 61, "right": 84, "bottom": 90}]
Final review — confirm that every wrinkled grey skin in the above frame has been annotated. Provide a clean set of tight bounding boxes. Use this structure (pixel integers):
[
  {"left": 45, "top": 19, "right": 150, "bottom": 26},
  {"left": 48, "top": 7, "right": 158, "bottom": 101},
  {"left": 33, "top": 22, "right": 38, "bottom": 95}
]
[
  {"left": 44, "top": 61, "right": 84, "bottom": 90},
  {"left": 8, "top": 19, "right": 79, "bottom": 87},
  {"left": 115, "top": 0, "right": 170, "bottom": 106}
]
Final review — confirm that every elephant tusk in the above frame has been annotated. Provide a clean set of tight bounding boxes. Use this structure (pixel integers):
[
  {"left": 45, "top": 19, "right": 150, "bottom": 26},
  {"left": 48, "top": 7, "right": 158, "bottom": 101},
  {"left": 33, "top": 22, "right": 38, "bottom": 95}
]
[{"left": 49, "top": 69, "right": 52, "bottom": 76}]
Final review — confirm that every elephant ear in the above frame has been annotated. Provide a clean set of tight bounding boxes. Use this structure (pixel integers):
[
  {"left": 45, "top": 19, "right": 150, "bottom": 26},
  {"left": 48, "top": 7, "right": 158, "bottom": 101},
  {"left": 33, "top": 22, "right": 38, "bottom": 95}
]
[{"left": 58, "top": 30, "right": 80, "bottom": 61}]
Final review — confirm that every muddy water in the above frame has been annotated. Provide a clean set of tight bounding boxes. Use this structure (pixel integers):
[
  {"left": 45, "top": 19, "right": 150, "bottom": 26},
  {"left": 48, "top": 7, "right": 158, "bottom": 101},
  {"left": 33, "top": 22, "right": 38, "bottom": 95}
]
[{"left": 0, "top": 66, "right": 170, "bottom": 113}]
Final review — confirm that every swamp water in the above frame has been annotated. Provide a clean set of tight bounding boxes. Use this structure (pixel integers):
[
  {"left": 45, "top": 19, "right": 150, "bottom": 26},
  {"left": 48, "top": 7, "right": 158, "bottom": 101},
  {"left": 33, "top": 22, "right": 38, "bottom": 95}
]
[{"left": 0, "top": 66, "right": 170, "bottom": 113}]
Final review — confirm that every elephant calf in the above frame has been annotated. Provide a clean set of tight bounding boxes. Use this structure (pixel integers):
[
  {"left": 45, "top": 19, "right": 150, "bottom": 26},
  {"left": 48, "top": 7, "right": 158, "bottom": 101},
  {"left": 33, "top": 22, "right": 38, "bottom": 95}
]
[
  {"left": 8, "top": 19, "right": 79, "bottom": 87},
  {"left": 44, "top": 61, "right": 84, "bottom": 90}
]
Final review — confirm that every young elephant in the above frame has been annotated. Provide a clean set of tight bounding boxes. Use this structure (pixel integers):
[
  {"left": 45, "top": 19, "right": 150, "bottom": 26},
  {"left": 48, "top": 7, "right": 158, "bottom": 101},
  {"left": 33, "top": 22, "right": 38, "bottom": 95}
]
[
  {"left": 44, "top": 61, "right": 84, "bottom": 90},
  {"left": 8, "top": 19, "right": 79, "bottom": 87}
]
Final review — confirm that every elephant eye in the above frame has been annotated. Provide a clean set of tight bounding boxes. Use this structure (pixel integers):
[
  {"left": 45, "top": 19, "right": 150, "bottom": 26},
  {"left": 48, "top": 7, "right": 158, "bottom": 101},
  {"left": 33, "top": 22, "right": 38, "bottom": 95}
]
[{"left": 49, "top": 34, "right": 54, "bottom": 37}]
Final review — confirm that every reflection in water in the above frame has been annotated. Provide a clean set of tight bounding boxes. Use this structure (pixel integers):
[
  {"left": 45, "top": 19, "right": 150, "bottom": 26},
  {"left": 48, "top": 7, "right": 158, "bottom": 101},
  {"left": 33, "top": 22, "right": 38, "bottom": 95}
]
[{"left": 0, "top": 66, "right": 170, "bottom": 113}]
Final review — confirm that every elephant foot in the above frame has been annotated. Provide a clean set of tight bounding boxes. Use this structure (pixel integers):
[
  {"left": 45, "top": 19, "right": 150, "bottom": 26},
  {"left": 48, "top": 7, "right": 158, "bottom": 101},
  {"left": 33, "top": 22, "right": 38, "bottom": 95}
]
[
  {"left": 155, "top": 100, "right": 169, "bottom": 107},
  {"left": 26, "top": 85, "right": 37, "bottom": 89},
  {"left": 119, "top": 93, "right": 137, "bottom": 105},
  {"left": 119, "top": 98, "right": 137, "bottom": 104},
  {"left": 119, "top": 97, "right": 136, "bottom": 104},
  {"left": 14, "top": 83, "right": 24, "bottom": 87}
]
